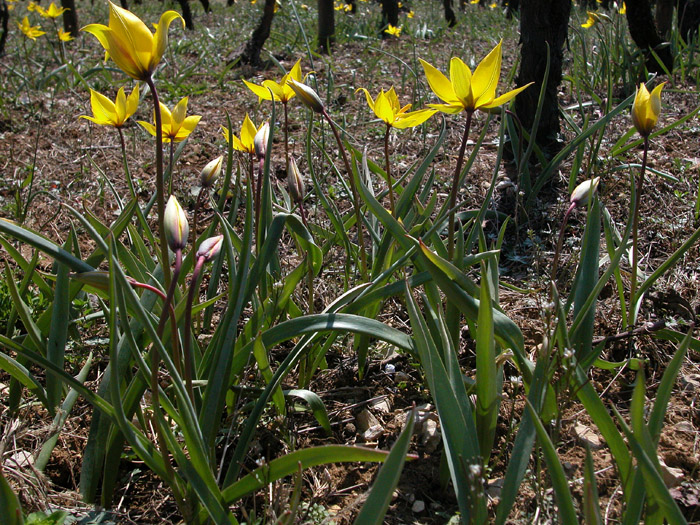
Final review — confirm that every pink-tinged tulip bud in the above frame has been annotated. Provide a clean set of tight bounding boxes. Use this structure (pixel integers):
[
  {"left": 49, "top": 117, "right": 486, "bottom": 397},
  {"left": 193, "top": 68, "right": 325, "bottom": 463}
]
[
  {"left": 254, "top": 121, "right": 270, "bottom": 161},
  {"left": 196, "top": 235, "right": 224, "bottom": 262},
  {"left": 288, "top": 78, "right": 324, "bottom": 114},
  {"left": 287, "top": 158, "right": 305, "bottom": 204},
  {"left": 570, "top": 177, "right": 600, "bottom": 208},
  {"left": 164, "top": 195, "right": 189, "bottom": 251},
  {"left": 200, "top": 156, "right": 223, "bottom": 188}
]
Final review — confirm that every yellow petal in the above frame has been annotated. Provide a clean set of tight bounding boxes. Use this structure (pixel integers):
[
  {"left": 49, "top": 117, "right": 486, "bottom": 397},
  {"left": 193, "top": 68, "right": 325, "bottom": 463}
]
[
  {"left": 393, "top": 109, "right": 436, "bottom": 129},
  {"left": 385, "top": 87, "right": 401, "bottom": 112},
  {"left": 89, "top": 89, "right": 117, "bottom": 125},
  {"left": 243, "top": 80, "right": 274, "bottom": 102},
  {"left": 240, "top": 114, "right": 257, "bottom": 150},
  {"left": 138, "top": 120, "right": 157, "bottom": 136},
  {"left": 449, "top": 57, "right": 474, "bottom": 109},
  {"left": 420, "top": 59, "right": 459, "bottom": 107},
  {"left": 262, "top": 79, "right": 285, "bottom": 101},
  {"left": 374, "top": 91, "right": 396, "bottom": 125},
  {"left": 480, "top": 82, "right": 532, "bottom": 111},
  {"left": 357, "top": 88, "right": 376, "bottom": 112},
  {"left": 171, "top": 97, "right": 189, "bottom": 126},
  {"left": 174, "top": 115, "right": 201, "bottom": 141},
  {"left": 287, "top": 58, "right": 302, "bottom": 82},
  {"left": 427, "top": 102, "right": 465, "bottom": 114},
  {"left": 125, "top": 85, "right": 140, "bottom": 119},
  {"left": 151, "top": 10, "right": 184, "bottom": 72},
  {"left": 471, "top": 41, "right": 502, "bottom": 108},
  {"left": 114, "top": 86, "right": 127, "bottom": 124},
  {"left": 107, "top": 1, "right": 152, "bottom": 77}
]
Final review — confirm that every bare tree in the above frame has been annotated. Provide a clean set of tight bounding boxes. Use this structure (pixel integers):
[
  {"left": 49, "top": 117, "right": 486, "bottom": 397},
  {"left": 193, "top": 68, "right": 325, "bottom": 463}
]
[
  {"left": 444, "top": 0, "right": 456, "bottom": 27},
  {"left": 0, "top": 0, "right": 8, "bottom": 57},
  {"left": 380, "top": 0, "right": 398, "bottom": 37},
  {"left": 626, "top": 0, "right": 673, "bottom": 73},
  {"left": 60, "top": 0, "right": 78, "bottom": 36},
  {"left": 238, "top": 0, "right": 276, "bottom": 66},
  {"left": 318, "top": 0, "right": 335, "bottom": 53}
]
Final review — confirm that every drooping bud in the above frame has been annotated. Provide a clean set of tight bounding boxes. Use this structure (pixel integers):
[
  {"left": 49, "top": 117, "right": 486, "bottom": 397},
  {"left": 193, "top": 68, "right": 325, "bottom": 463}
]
[
  {"left": 570, "top": 177, "right": 600, "bottom": 208},
  {"left": 288, "top": 79, "right": 324, "bottom": 114},
  {"left": 196, "top": 235, "right": 224, "bottom": 262},
  {"left": 200, "top": 155, "right": 223, "bottom": 188},
  {"left": 164, "top": 195, "right": 189, "bottom": 252},
  {"left": 287, "top": 157, "right": 305, "bottom": 204},
  {"left": 254, "top": 121, "right": 270, "bottom": 161}
]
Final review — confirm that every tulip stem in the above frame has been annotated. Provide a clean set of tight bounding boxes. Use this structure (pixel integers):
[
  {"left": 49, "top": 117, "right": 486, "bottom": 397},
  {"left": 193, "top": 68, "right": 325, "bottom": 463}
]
[
  {"left": 447, "top": 111, "right": 473, "bottom": 260},
  {"left": 253, "top": 152, "right": 260, "bottom": 239},
  {"left": 184, "top": 256, "right": 205, "bottom": 404},
  {"left": 551, "top": 202, "right": 576, "bottom": 285},
  {"left": 322, "top": 109, "right": 369, "bottom": 280},
  {"left": 146, "top": 76, "right": 172, "bottom": 290},
  {"left": 629, "top": 136, "right": 649, "bottom": 327},
  {"left": 384, "top": 124, "right": 396, "bottom": 216},
  {"left": 167, "top": 142, "right": 175, "bottom": 195},
  {"left": 117, "top": 128, "right": 138, "bottom": 202}
]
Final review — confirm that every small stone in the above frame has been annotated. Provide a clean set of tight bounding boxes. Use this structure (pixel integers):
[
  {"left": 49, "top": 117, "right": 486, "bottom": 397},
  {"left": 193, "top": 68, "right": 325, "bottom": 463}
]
[
  {"left": 674, "top": 421, "right": 694, "bottom": 433},
  {"left": 7, "top": 450, "right": 33, "bottom": 469},
  {"left": 384, "top": 363, "right": 396, "bottom": 375},
  {"left": 411, "top": 500, "right": 425, "bottom": 513},
  {"left": 681, "top": 373, "right": 700, "bottom": 392},
  {"left": 394, "top": 371, "right": 410, "bottom": 382},
  {"left": 421, "top": 419, "right": 441, "bottom": 453},
  {"left": 356, "top": 409, "right": 380, "bottom": 432},
  {"left": 369, "top": 397, "right": 391, "bottom": 414},
  {"left": 344, "top": 422, "right": 356, "bottom": 434},
  {"left": 659, "top": 457, "right": 684, "bottom": 488},
  {"left": 487, "top": 478, "right": 504, "bottom": 501},
  {"left": 572, "top": 423, "right": 603, "bottom": 450}
]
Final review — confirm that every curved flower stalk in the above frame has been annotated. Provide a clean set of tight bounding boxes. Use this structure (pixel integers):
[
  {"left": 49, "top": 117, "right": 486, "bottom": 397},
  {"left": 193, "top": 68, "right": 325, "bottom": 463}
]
[
  {"left": 83, "top": 1, "right": 184, "bottom": 289},
  {"left": 357, "top": 86, "right": 436, "bottom": 215},
  {"left": 629, "top": 82, "right": 664, "bottom": 325},
  {"left": 420, "top": 41, "right": 532, "bottom": 258},
  {"left": 289, "top": 78, "right": 369, "bottom": 279}
]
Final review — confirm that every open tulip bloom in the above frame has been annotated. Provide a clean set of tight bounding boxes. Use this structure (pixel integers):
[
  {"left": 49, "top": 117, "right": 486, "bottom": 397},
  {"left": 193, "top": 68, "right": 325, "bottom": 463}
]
[
  {"left": 631, "top": 82, "right": 665, "bottom": 138},
  {"left": 82, "top": 1, "right": 183, "bottom": 81},
  {"left": 222, "top": 114, "right": 261, "bottom": 155},
  {"left": 358, "top": 87, "right": 436, "bottom": 129},
  {"left": 81, "top": 86, "right": 139, "bottom": 128},
  {"left": 139, "top": 97, "right": 201, "bottom": 143},
  {"left": 420, "top": 41, "right": 531, "bottom": 115},
  {"left": 243, "top": 58, "right": 303, "bottom": 104}
]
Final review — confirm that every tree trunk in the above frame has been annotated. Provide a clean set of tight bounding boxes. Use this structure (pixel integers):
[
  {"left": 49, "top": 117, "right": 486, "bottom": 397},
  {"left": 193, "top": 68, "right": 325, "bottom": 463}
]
[
  {"left": 380, "top": 0, "right": 399, "bottom": 38},
  {"left": 514, "top": 0, "right": 571, "bottom": 157},
  {"left": 119, "top": 0, "right": 128, "bottom": 9},
  {"left": 625, "top": 0, "right": 673, "bottom": 73},
  {"left": 0, "top": 0, "right": 8, "bottom": 57},
  {"left": 238, "top": 0, "right": 276, "bottom": 66},
  {"left": 655, "top": 0, "right": 674, "bottom": 39},
  {"left": 318, "top": 0, "right": 335, "bottom": 53},
  {"left": 176, "top": 0, "right": 195, "bottom": 30},
  {"left": 444, "top": 0, "right": 456, "bottom": 27},
  {"left": 60, "top": 0, "right": 78, "bottom": 36},
  {"left": 679, "top": 0, "right": 700, "bottom": 40}
]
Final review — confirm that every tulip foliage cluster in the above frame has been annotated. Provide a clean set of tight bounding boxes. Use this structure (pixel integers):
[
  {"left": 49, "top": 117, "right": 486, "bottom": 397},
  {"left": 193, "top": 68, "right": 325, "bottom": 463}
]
[{"left": 1, "top": 1, "right": 699, "bottom": 523}]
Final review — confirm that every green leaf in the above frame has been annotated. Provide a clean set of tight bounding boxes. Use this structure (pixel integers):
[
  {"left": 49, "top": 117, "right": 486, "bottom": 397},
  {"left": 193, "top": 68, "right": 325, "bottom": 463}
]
[
  {"left": 583, "top": 445, "right": 604, "bottom": 525},
  {"left": 0, "top": 470, "right": 23, "bottom": 525},
  {"left": 286, "top": 389, "right": 332, "bottom": 435}
]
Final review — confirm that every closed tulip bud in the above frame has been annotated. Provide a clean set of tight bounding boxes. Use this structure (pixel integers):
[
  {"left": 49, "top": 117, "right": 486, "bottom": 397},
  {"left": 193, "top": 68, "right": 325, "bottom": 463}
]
[
  {"left": 164, "top": 195, "right": 189, "bottom": 251},
  {"left": 288, "top": 79, "right": 324, "bottom": 114},
  {"left": 200, "top": 156, "right": 223, "bottom": 188},
  {"left": 570, "top": 177, "right": 600, "bottom": 208},
  {"left": 254, "top": 121, "right": 270, "bottom": 161},
  {"left": 196, "top": 235, "right": 223, "bottom": 262},
  {"left": 631, "top": 82, "right": 664, "bottom": 137},
  {"left": 287, "top": 157, "right": 305, "bottom": 204}
]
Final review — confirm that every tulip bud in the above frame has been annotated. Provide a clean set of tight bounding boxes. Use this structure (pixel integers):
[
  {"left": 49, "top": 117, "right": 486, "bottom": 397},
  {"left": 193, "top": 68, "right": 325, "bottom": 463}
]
[
  {"left": 254, "top": 121, "right": 270, "bottom": 161},
  {"left": 196, "top": 235, "right": 224, "bottom": 262},
  {"left": 570, "top": 177, "right": 600, "bottom": 208},
  {"left": 287, "top": 158, "right": 305, "bottom": 204},
  {"left": 200, "top": 156, "right": 223, "bottom": 188},
  {"left": 631, "top": 82, "right": 664, "bottom": 137},
  {"left": 288, "top": 79, "right": 324, "bottom": 114},
  {"left": 164, "top": 195, "right": 189, "bottom": 252}
]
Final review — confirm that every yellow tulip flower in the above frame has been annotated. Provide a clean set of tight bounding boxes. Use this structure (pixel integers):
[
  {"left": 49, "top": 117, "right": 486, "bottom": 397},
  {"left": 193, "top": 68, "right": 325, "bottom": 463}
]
[
  {"left": 631, "top": 82, "right": 665, "bottom": 137},
  {"left": 38, "top": 2, "right": 69, "bottom": 18},
  {"left": 138, "top": 97, "right": 201, "bottom": 142},
  {"left": 420, "top": 41, "right": 532, "bottom": 115},
  {"left": 357, "top": 87, "right": 435, "bottom": 129},
  {"left": 82, "top": 1, "right": 183, "bottom": 81},
  {"left": 81, "top": 86, "right": 140, "bottom": 128},
  {"left": 18, "top": 16, "right": 46, "bottom": 40},
  {"left": 243, "top": 59, "right": 302, "bottom": 103},
  {"left": 384, "top": 24, "right": 402, "bottom": 37},
  {"left": 221, "top": 114, "right": 261, "bottom": 154},
  {"left": 57, "top": 29, "right": 73, "bottom": 42}
]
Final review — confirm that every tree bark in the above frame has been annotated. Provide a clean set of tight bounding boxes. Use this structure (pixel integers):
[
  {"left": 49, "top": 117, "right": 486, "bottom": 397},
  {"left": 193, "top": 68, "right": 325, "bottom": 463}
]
[
  {"left": 514, "top": 0, "right": 571, "bottom": 157},
  {"left": 380, "top": 0, "right": 399, "bottom": 38},
  {"left": 0, "top": 0, "right": 8, "bottom": 57},
  {"left": 625, "top": 0, "right": 673, "bottom": 73},
  {"left": 238, "top": 0, "right": 276, "bottom": 66},
  {"left": 60, "top": 0, "right": 78, "bottom": 36},
  {"left": 655, "top": 0, "right": 674, "bottom": 40},
  {"left": 318, "top": 0, "right": 335, "bottom": 53},
  {"left": 444, "top": 0, "right": 456, "bottom": 27},
  {"left": 679, "top": 0, "right": 700, "bottom": 40},
  {"left": 176, "top": 0, "right": 195, "bottom": 30}
]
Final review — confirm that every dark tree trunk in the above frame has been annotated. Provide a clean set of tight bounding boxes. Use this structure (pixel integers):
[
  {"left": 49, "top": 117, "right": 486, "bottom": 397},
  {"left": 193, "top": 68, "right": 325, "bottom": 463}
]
[
  {"left": 514, "top": 0, "right": 571, "bottom": 156},
  {"left": 119, "top": 0, "right": 128, "bottom": 9},
  {"left": 61, "top": 0, "right": 78, "bottom": 36},
  {"left": 347, "top": 0, "right": 356, "bottom": 13},
  {"left": 380, "top": 0, "right": 399, "bottom": 38},
  {"left": 655, "top": 0, "right": 674, "bottom": 39},
  {"left": 318, "top": 0, "right": 335, "bottom": 53},
  {"left": 176, "top": 0, "right": 194, "bottom": 29},
  {"left": 0, "top": 0, "right": 8, "bottom": 57},
  {"left": 227, "top": 0, "right": 235, "bottom": 6},
  {"left": 199, "top": 0, "right": 211, "bottom": 12},
  {"left": 679, "top": 0, "right": 700, "bottom": 40},
  {"left": 444, "top": 0, "right": 456, "bottom": 27},
  {"left": 238, "top": 0, "right": 276, "bottom": 66},
  {"left": 625, "top": 0, "right": 673, "bottom": 73}
]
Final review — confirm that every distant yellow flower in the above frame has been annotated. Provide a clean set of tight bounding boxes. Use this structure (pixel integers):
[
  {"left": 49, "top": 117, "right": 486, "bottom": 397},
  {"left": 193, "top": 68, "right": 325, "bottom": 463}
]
[
  {"left": 420, "top": 41, "right": 531, "bottom": 115},
  {"left": 301, "top": 3, "right": 309, "bottom": 8},
  {"left": 18, "top": 16, "right": 46, "bottom": 40},
  {"left": 618, "top": 2, "right": 626, "bottom": 14},
  {"left": 581, "top": 10, "right": 609, "bottom": 28},
  {"left": 470, "top": 0, "right": 479, "bottom": 4},
  {"left": 80, "top": 86, "right": 140, "bottom": 128},
  {"left": 334, "top": 3, "right": 343, "bottom": 11},
  {"left": 357, "top": 87, "right": 435, "bottom": 128},
  {"left": 385, "top": 24, "right": 402, "bottom": 37},
  {"left": 6, "top": 0, "right": 17, "bottom": 11},
  {"left": 243, "top": 59, "right": 303, "bottom": 103},
  {"left": 489, "top": 2, "right": 497, "bottom": 7},
  {"left": 27, "top": 1, "right": 39, "bottom": 12},
  {"left": 82, "top": 1, "right": 184, "bottom": 81},
  {"left": 407, "top": 10, "right": 414, "bottom": 18},
  {"left": 631, "top": 82, "right": 664, "bottom": 137},
  {"left": 398, "top": 2, "right": 402, "bottom": 7},
  {"left": 38, "top": 2, "right": 69, "bottom": 18},
  {"left": 343, "top": 3, "right": 352, "bottom": 11},
  {"left": 57, "top": 29, "right": 73, "bottom": 42},
  {"left": 221, "top": 114, "right": 262, "bottom": 154},
  {"left": 139, "top": 97, "right": 201, "bottom": 142}
]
